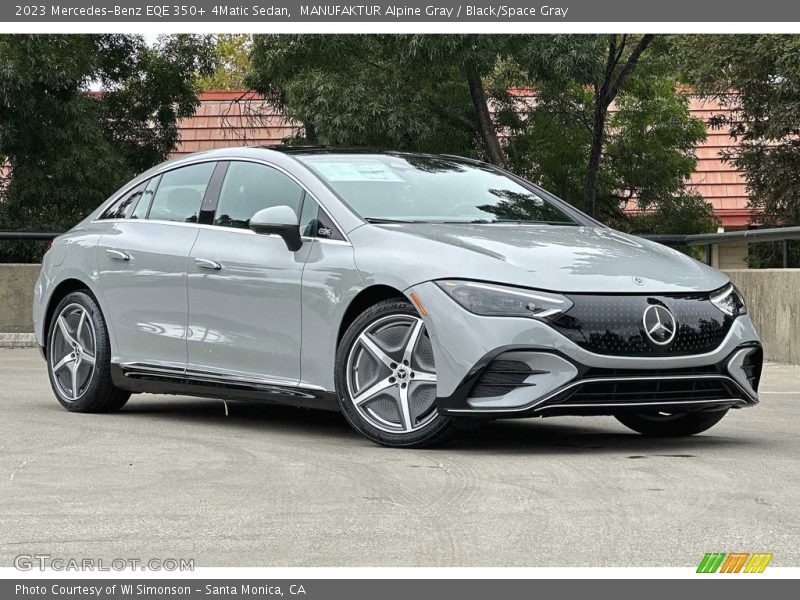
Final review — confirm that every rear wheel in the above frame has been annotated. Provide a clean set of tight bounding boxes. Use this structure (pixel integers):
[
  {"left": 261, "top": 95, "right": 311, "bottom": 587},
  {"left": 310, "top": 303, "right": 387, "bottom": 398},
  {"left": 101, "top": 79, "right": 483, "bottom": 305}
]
[
  {"left": 335, "top": 299, "right": 453, "bottom": 447},
  {"left": 615, "top": 409, "right": 728, "bottom": 437},
  {"left": 47, "top": 291, "right": 129, "bottom": 413}
]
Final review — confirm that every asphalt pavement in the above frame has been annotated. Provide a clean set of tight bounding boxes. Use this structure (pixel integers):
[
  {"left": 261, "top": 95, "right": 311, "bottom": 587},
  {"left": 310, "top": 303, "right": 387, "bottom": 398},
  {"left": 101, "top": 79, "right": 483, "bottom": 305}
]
[{"left": 1, "top": 348, "right": 798, "bottom": 567}]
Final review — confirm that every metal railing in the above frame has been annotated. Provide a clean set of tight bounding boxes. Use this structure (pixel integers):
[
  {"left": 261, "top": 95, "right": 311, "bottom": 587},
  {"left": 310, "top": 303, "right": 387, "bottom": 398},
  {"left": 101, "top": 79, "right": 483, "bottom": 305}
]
[
  {"left": 0, "top": 231, "right": 61, "bottom": 241},
  {"left": 2, "top": 225, "right": 800, "bottom": 267},
  {"left": 642, "top": 226, "right": 800, "bottom": 267}
]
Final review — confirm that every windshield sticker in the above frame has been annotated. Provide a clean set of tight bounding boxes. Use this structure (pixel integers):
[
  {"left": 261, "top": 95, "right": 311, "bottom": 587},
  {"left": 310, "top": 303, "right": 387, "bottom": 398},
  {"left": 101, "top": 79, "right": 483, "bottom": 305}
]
[{"left": 311, "top": 161, "right": 405, "bottom": 183}]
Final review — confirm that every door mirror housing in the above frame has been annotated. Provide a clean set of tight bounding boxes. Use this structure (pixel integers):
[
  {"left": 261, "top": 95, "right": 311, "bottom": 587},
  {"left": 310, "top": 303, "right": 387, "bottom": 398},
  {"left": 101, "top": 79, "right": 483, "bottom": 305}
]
[{"left": 249, "top": 205, "right": 302, "bottom": 252}]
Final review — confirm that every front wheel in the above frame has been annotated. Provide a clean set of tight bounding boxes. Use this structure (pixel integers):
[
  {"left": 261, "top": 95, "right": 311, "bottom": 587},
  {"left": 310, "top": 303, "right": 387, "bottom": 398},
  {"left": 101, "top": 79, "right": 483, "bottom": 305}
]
[
  {"left": 335, "top": 299, "right": 453, "bottom": 448},
  {"left": 47, "top": 291, "right": 130, "bottom": 413},
  {"left": 615, "top": 409, "right": 728, "bottom": 437}
]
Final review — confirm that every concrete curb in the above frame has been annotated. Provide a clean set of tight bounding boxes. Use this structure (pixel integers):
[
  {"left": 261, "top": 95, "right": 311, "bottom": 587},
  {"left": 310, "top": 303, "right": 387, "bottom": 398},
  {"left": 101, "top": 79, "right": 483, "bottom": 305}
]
[{"left": 0, "top": 333, "right": 37, "bottom": 348}]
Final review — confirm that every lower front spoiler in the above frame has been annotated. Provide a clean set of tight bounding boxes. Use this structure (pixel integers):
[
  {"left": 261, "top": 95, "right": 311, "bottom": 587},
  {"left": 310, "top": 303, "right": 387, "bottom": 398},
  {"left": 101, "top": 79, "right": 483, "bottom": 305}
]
[
  {"left": 443, "top": 387, "right": 755, "bottom": 420},
  {"left": 437, "top": 347, "right": 762, "bottom": 419},
  {"left": 523, "top": 373, "right": 755, "bottom": 418}
]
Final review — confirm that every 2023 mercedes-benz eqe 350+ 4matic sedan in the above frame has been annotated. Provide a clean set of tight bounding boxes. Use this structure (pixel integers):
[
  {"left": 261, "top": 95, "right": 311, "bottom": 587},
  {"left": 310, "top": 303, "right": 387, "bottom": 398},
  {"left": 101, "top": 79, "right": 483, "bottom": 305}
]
[{"left": 33, "top": 147, "right": 762, "bottom": 447}]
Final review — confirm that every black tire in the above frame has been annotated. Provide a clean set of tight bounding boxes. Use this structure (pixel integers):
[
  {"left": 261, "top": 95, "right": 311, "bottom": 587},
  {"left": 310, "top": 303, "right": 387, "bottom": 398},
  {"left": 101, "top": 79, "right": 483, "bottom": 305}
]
[
  {"left": 335, "top": 298, "right": 454, "bottom": 448},
  {"left": 615, "top": 409, "right": 728, "bottom": 437},
  {"left": 46, "top": 290, "right": 130, "bottom": 413}
]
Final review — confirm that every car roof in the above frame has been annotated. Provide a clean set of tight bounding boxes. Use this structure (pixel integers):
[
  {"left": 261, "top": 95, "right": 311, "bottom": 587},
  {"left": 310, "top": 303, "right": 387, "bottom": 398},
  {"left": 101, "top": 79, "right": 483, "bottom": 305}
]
[
  {"left": 149, "top": 145, "right": 483, "bottom": 171},
  {"left": 261, "top": 145, "right": 484, "bottom": 163}
]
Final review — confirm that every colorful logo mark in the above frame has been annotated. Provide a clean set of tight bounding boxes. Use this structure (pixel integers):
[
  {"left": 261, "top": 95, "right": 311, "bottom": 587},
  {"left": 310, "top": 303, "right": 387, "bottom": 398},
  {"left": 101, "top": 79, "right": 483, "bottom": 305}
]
[{"left": 697, "top": 552, "right": 773, "bottom": 573}]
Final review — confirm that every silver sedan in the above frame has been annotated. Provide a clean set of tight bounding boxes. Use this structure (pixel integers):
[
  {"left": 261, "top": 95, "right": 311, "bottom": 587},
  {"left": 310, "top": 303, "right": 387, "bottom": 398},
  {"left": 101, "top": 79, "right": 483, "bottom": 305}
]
[{"left": 33, "top": 147, "right": 762, "bottom": 447}]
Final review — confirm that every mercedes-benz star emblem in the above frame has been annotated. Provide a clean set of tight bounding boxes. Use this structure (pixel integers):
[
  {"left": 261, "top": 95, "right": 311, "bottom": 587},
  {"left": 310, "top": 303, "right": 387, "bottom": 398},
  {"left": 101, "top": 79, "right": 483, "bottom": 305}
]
[
  {"left": 642, "top": 304, "right": 677, "bottom": 346},
  {"left": 633, "top": 276, "right": 645, "bottom": 286}
]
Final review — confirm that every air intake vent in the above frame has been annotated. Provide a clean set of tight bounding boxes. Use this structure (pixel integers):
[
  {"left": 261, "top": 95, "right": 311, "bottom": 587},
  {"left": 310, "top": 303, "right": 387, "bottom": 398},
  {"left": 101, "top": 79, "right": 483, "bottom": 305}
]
[
  {"left": 556, "top": 377, "right": 737, "bottom": 406},
  {"left": 470, "top": 359, "right": 546, "bottom": 398},
  {"left": 741, "top": 348, "right": 763, "bottom": 391}
]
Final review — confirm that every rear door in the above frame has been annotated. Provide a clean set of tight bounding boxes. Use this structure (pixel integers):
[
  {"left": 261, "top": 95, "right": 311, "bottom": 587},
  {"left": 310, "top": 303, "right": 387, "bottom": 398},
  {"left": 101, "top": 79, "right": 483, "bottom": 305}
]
[
  {"left": 186, "top": 160, "right": 311, "bottom": 384},
  {"left": 97, "top": 161, "right": 218, "bottom": 369}
]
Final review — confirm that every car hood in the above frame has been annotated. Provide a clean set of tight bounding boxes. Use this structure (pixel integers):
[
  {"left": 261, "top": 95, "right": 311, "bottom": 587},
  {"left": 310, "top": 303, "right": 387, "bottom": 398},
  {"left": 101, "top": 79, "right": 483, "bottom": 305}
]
[{"left": 349, "top": 223, "right": 729, "bottom": 294}]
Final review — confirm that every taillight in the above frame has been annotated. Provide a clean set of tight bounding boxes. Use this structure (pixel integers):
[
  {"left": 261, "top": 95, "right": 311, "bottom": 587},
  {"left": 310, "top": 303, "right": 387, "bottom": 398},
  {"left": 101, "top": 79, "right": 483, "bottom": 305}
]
[{"left": 45, "top": 241, "right": 53, "bottom": 253}]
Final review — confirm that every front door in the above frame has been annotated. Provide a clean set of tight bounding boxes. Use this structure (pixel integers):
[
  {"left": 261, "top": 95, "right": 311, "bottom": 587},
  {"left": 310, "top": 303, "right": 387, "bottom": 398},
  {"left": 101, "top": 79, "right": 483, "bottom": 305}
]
[{"left": 186, "top": 160, "right": 310, "bottom": 384}]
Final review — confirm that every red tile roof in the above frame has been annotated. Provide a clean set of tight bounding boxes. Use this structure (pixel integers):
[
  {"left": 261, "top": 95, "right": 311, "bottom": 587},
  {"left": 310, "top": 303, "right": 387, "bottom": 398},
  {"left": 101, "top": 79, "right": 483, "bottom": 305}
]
[
  {"left": 175, "top": 92, "right": 752, "bottom": 228},
  {"left": 174, "top": 91, "right": 295, "bottom": 153},
  {"left": 687, "top": 97, "right": 750, "bottom": 227}
]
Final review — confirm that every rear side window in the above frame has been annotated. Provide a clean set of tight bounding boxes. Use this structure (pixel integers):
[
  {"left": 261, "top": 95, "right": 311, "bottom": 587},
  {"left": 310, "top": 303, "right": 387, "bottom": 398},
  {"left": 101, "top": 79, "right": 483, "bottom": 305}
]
[
  {"left": 100, "top": 183, "right": 145, "bottom": 220},
  {"left": 148, "top": 162, "right": 216, "bottom": 223},
  {"left": 214, "top": 162, "right": 304, "bottom": 229},
  {"left": 130, "top": 175, "right": 161, "bottom": 220}
]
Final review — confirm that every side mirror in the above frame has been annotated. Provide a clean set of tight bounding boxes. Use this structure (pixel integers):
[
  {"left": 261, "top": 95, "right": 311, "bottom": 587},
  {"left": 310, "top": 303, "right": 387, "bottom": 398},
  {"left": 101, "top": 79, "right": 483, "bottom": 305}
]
[{"left": 249, "top": 205, "right": 302, "bottom": 252}]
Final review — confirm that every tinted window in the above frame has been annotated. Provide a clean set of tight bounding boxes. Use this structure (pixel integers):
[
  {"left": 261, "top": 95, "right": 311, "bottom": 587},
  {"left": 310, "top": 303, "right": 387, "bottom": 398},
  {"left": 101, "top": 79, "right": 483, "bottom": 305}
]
[
  {"left": 131, "top": 175, "right": 161, "bottom": 220},
  {"left": 298, "top": 154, "right": 576, "bottom": 225},
  {"left": 148, "top": 162, "right": 215, "bottom": 223},
  {"left": 100, "top": 183, "right": 145, "bottom": 220},
  {"left": 214, "top": 162, "right": 304, "bottom": 229}
]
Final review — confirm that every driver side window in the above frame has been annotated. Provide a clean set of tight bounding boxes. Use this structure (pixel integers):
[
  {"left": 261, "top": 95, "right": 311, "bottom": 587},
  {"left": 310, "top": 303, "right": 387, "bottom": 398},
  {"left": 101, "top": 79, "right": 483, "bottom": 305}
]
[{"left": 214, "top": 162, "right": 304, "bottom": 229}]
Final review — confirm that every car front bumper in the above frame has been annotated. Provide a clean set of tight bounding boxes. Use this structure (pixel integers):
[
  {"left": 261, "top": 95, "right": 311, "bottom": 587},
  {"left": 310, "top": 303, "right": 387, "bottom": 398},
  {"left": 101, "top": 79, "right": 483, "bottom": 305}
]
[{"left": 407, "top": 281, "right": 762, "bottom": 418}]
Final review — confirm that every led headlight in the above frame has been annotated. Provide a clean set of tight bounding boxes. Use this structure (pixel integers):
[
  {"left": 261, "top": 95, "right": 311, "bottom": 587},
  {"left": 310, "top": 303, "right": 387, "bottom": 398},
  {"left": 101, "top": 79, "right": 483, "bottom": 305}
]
[
  {"left": 710, "top": 283, "right": 747, "bottom": 316},
  {"left": 435, "top": 280, "right": 573, "bottom": 320}
]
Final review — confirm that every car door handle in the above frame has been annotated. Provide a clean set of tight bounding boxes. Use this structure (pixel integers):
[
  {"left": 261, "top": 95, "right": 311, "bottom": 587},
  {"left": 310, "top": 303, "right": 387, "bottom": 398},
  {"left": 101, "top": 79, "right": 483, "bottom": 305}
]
[
  {"left": 194, "top": 258, "right": 222, "bottom": 271},
  {"left": 105, "top": 249, "right": 131, "bottom": 262}
]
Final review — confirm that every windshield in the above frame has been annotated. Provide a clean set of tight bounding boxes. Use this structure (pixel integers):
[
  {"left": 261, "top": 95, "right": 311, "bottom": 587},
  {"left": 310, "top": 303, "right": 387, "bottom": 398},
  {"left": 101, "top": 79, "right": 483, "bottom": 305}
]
[{"left": 297, "top": 154, "right": 577, "bottom": 225}]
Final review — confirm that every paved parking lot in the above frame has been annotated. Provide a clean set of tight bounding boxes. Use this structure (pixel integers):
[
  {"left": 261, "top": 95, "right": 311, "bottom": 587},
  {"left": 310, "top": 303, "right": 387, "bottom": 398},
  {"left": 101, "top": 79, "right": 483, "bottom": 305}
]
[{"left": 1, "top": 348, "right": 798, "bottom": 567}]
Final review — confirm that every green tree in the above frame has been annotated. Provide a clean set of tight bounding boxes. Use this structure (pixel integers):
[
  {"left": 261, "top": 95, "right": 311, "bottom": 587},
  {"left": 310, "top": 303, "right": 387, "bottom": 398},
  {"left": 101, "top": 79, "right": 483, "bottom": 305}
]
[
  {"left": 503, "top": 37, "right": 709, "bottom": 229},
  {"left": 196, "top": 34, "right": 251, "bottom": 90},
  {"left": 0, "top": 34, "right": 214, "bottom": 262},
  {"left": 246, "top": 35, "right": 507, "bottom": 161},
  {"left": 247, "top": 35, "right": 713, "bottom": 234},
  {"left": 676, "top": 34, "right": 800, "bottom": 266}
]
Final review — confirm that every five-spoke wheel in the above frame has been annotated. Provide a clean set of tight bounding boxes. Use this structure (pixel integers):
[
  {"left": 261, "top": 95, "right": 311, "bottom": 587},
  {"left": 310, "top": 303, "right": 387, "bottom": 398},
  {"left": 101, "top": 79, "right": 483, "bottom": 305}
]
[
  {"left": 46, "top": 291, "right": 129, "bottom": 413},
  {"left": 50, "top": 303, "right": 97, "bottom": 402},
  {"left": 336, "top": 299, "right": 452, "bottom": 447}
]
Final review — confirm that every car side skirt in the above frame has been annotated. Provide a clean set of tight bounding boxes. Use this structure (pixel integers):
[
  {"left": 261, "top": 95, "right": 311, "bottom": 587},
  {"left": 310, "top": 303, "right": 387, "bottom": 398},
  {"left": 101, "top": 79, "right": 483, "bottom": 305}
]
[{"left": 110, "top": 363, "right": 339, "bottom": 411}]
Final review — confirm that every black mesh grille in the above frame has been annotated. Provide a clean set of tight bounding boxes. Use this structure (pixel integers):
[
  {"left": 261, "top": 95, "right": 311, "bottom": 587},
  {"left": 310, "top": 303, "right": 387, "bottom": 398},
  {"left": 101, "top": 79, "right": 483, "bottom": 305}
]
[{"left": 550, "top": 293, "right": 733, "bottom": 356}]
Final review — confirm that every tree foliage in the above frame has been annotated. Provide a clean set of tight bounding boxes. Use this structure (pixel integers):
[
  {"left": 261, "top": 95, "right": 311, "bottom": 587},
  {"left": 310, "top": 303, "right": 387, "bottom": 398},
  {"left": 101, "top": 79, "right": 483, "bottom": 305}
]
[
  {"left": 246, "top": 35, "right": 486, "bottom": 156},
  {"left": 0, "top": 34, "right": 214, "bottom": 261},
  {"left": 676, "top": 34, "right": 800, "bottom": 266},
  {"left": 196, "top": 34, "right": 251, "bottom": 91},
  {"left": 503, "top": 36, "right": 709, "bottom": 230}
]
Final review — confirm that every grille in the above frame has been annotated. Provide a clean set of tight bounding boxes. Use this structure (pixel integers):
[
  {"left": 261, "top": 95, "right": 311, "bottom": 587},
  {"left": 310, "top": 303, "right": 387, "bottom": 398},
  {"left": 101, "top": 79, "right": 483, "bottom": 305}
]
[
  {"left": 550, "top": 293, "right": 733, "bottom": 356},
  {"left": 470, "top": 359, "right": 542, "bottom": 398},
  {"left": 553, "top": 377, "right": 739, "bottom": 407}
]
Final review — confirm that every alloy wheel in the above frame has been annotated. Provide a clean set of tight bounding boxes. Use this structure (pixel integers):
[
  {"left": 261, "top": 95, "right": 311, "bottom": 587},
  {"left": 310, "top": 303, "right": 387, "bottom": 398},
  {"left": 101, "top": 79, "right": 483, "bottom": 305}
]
[
  {"left": 49, "top": 303, "right": 97, "bottom": 402},
  {"left": 346, "top": 314, "right": 438, "bottom": 434}
]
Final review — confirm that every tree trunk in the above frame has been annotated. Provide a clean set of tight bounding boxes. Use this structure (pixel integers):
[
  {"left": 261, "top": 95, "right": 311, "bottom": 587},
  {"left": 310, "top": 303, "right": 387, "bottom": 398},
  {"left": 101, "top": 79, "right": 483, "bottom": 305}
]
[
  {"left": 582, "top": 34, "right": 654, "bottom": 218},
  {"left": 584, "top": 101, "right": 607, "bottom": 218},
  {"left": 303, "top": 121, "right": 317, "bottom": 144},
  {"left": 466, "top": 71, "right": 506, "bottom": 167}
]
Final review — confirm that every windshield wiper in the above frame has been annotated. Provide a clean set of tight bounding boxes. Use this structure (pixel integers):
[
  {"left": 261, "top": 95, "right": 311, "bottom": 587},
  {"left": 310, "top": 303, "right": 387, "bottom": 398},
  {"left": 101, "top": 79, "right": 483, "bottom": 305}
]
[
  {"left": 364, "top": 217, "right": 420, "bottom": 224},
  {"left": 481, "top": 220, "right": 579, "bottom": 226},
  {"left": 436, "top": 219, "right": 495, "bottom": 224}
]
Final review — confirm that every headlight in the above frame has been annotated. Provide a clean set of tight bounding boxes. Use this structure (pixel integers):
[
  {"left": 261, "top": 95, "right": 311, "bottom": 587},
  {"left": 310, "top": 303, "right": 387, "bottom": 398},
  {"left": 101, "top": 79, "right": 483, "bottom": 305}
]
[
  {"left": 710, "top": 283, "right": 747, "bottom": 316},
  {"left": 435, "top": 280, "right": 573, "bottom": 320}
]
